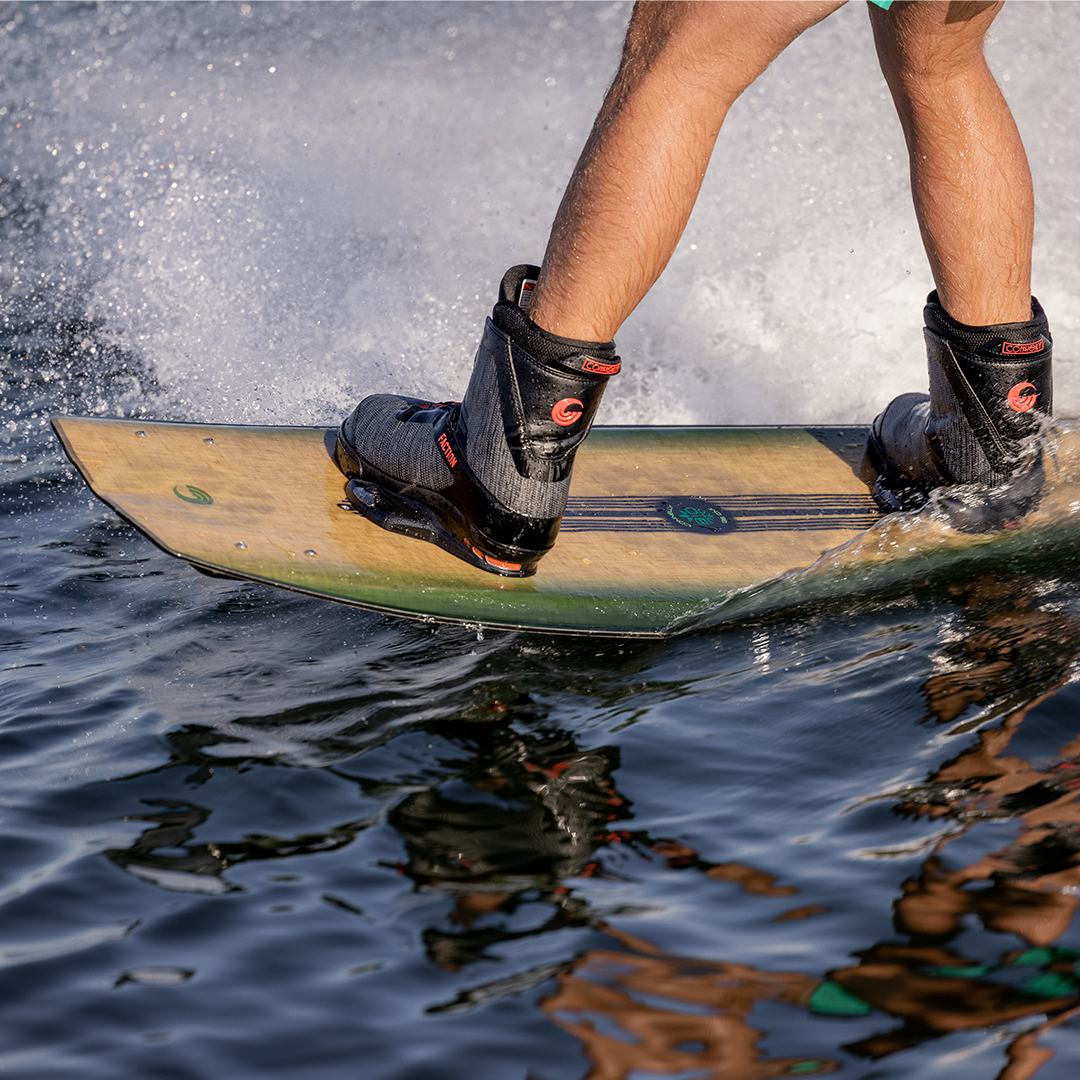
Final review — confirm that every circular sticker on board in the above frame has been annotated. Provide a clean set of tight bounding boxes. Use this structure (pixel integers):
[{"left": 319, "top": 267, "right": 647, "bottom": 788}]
[
  {"left": 659, "top": 498, "right": 734, "bottom": 534},
  {"left": 173, "top": 484, "right": 214, "bottom": 505}
]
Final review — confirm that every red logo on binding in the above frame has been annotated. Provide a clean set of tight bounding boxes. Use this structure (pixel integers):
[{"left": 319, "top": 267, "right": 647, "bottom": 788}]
[
  {"left": 581, "top": 358, "right": 621, "bottom": 376},
  {"left": 1007, "top": 382, "right": 1038, "bottom": 413},
  {"left": 437, "top": 432, "right": 458, "bottom": 467},
  {"left": 551, "top": 398, "right": 584, "bottom": 426},
  {"left": 1002, "top": 339, "right": 1045, "bottom": 356}
]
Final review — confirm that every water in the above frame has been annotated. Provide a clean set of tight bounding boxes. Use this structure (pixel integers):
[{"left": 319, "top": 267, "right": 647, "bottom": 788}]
[{"left": 5, "top": 2, "right": 1080, "bottom": 1077}]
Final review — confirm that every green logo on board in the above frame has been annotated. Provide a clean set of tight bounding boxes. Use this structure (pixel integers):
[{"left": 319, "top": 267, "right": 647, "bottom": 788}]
[
  {"left": 660, "top": 498, "right": 734, "bottom": 534},
  {"left": 174, "top": 485, "right": 213, "bottom": 505},
  {"left": 678, "top": 505, "right": 719, "bottom": 528}
]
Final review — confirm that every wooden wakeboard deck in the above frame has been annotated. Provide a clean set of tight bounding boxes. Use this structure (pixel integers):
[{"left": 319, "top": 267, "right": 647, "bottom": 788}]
[{"left": 53, "top": 417, "right": 887, "bottom": 635}]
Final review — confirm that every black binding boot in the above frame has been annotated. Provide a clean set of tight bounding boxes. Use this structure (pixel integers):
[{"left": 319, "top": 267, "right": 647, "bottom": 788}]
[
  {"left": 336, "top": 265, "right": 620, "bottom": 576},
  {"left": 868, "top": 293, "right": 1052, "bottom": 531}
]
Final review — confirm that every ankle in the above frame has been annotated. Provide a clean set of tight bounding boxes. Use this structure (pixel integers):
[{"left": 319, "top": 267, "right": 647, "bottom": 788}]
[
  {"left": 925, "top": 292, "right": 1049, "bottom": 354},
  {"left": 492, "top": 296, "right": 617, "bottom": 367}
]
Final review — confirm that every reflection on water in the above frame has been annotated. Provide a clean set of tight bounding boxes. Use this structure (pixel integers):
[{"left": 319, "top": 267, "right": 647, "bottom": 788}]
[
  {"left": 541, "top": 926, "right": 832, "bottom": 1079},
  {"left": 532, "top": 577, "right": 1080, "bottom": 1078},
  {"left": 105, "top": 799, "right": 366, "bottom": 896},
  {"left": 80, "top": 574, "right": 1080, "bottom": 1076},
  {"left": 431, "top": 577, "right": 1080, "bottom": 1077}
]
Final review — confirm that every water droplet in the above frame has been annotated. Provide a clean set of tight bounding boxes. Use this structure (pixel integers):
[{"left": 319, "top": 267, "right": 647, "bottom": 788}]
[
  {"left": 203, "top": 437, "right": 216, "bottom": 445},
  {"left": 236, "top": 541, "right": 247, "bottom": 549},
  {"left": 135, "top": 430, "right": 147, "bottom": 438},
  {"left": 305, "top": 549, "right": 318, "bottom": 557}
]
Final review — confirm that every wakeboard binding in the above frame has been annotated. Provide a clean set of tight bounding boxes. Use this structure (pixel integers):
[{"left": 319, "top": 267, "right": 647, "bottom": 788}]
[
  {"left": 868, "top": 293, "right": 1052, "bottom": 532},
  {"left": 336, "top": 265, "right": 620, "bottom": 576}
]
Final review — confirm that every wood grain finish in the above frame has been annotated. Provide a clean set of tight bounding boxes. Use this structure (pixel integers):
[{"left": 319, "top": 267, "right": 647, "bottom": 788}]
[{"left": 54, "top": 416, "right": 1076, "bottom": 635}]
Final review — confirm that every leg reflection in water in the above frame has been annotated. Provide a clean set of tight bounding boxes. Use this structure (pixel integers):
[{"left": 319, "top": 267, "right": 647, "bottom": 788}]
[
  {"left": 379, "top": 703, "right": 836, "bottom": 1077},
  {"left": 539, "top": 923, "right": 835, "bottom": 1079},
  {"left": 528, "top": 576, "right": 1080, "bottom": 1079},
  {"left": 386, "top": 719, "right": 629, "bottom": 973},
  {"left": 818, "top": 576, "right": 1080, "bottom": 1071},
  {"left": 388, "top": 713, "right": 805, "bottom": 978}
]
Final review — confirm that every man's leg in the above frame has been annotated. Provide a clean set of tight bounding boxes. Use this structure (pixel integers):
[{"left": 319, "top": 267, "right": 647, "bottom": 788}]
[
  {"left": 871, "top": 0, "right": 1031, "bottom": 325},
  {"left": 530, "top": 1, "right": 846, "bottom": 343},
  {"left": 868, "top": 0, "right": 1052, "bottom": 523},
  {"left": 339, "top": 1, "right": 845, "bottom": 575}
]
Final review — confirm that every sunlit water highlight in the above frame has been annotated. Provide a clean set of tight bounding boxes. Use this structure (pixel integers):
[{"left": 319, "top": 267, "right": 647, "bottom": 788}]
[{"left": 6, "top": 3, "right": 1080, "bottom": 1078}]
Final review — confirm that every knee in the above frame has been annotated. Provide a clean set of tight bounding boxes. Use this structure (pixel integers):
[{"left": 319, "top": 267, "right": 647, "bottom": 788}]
[
  {"left": 873, "top": 0, "right": 1003, "bottom": 89},
  {"left": 619, "top": 1, "right": 847, "bottom": 97}
]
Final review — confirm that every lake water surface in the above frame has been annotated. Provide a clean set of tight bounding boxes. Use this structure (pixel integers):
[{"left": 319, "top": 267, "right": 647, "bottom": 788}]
[{"left": 5, "top": 3, "right": 1080, "bottom": 1078}]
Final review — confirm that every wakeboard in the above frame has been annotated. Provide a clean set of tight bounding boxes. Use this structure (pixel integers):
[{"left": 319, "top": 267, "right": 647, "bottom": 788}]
[{"left": 50, "top": 417, "right": 1080, "bottom": 637}]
